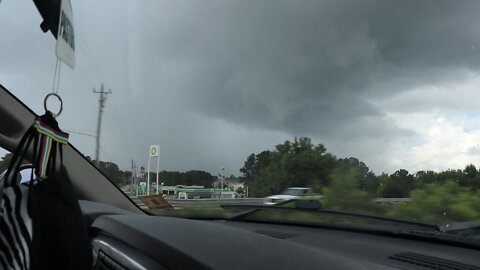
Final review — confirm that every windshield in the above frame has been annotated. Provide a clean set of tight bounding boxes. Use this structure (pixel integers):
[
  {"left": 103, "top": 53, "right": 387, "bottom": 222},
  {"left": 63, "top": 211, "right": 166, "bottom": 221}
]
[
  {"left": 2, "top": 0, "right": 480, "bottom": 230},
  {"left": 280, "top": 189, "right": 308, "bottom": 196}
]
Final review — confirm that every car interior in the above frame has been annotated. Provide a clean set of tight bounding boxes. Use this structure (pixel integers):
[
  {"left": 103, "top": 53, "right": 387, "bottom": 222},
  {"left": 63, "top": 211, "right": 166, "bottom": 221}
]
[
  {"left": 2, "top": 79, "right": 480, "bottom": 270},
  {"left": 1, "top": 1, "right": 480, "bottom": 269}
]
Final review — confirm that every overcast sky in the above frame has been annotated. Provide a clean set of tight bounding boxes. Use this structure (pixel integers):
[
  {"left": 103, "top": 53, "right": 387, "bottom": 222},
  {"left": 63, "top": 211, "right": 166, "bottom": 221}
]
[{"left": 1, "top": 0, "right": 480, "bottom": 176}]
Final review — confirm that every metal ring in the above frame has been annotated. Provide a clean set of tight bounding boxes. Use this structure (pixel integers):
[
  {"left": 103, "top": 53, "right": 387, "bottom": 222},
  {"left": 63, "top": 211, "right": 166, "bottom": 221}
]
[{"left": 43, "top": 93, "right": 63, "bottom": 117}]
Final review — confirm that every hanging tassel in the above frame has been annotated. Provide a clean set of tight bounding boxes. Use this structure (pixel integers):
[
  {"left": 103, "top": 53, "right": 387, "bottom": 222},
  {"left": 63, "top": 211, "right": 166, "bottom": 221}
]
[{"left": 32, "top": 113, "right": 69, "bottom": 178}]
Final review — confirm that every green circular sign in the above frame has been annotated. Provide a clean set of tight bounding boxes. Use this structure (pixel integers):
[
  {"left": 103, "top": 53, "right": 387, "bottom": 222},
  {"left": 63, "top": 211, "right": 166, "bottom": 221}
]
[{"left": 151, "top": 147, "right": 157, "bottom": 156}]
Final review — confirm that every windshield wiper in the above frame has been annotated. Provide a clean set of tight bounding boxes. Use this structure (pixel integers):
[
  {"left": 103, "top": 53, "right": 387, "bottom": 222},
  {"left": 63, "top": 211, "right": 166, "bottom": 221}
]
[
  {"left": 221, "top": 200, "right": 440, "bottom": 231},
  {"left": 440, "top": 220, "right": 480, "bottom": 237}
]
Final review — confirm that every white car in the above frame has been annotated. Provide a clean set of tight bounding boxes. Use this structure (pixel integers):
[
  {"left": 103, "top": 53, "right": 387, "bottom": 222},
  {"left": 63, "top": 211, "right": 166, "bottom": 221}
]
[{"left": 264, "top": 187, "right": 317, "bottom": 205}]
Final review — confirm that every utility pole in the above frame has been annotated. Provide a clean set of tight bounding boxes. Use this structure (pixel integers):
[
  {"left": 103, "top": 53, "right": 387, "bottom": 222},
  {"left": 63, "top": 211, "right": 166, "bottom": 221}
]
[
  {"left": 93, "top": 83, "right": 111, "bottom": 166},
  {"left": 220, "top": 167, "right": 225, "bottom": 198},
  {"left": 133, "top": 162, "right": 137, "bottom": 194},
  {"left": 131, "top": 159, "right": 135, "bottom": 195}
]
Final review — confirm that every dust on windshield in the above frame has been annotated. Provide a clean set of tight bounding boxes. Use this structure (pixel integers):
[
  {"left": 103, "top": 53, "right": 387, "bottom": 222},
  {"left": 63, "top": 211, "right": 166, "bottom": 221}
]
[
  {"left": 280, "top": 189, "right": 308, "bottom": 196},
  {"left": 1, "top": 0, "right": 480, "bottom": 226}
]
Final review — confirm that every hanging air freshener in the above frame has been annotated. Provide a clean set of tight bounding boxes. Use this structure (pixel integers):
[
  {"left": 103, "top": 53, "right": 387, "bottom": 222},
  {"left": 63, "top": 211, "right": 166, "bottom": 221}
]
[{"left": 0, "top": 93, "right": 92, "bottom": 270}]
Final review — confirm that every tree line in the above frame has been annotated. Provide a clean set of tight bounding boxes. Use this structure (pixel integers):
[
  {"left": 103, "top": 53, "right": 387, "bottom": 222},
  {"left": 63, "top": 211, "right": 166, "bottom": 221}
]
[
  {"left": 148, "top": 170, "right": 215, "bottom": 187},
  {"left": 85, "top": 156, "right": 215, "bottom": 187},
  {"left": 239, "top": 137, "right": 480, "bottom": 222},
  {"left": 0, "top": 153, "right": 215, "bottom": 188},
  {"left": 240, "top": 137, "right": 480, "bottom": 198}
]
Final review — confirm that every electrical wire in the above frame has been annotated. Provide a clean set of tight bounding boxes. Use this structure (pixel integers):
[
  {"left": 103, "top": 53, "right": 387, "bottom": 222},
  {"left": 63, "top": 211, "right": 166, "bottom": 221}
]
[
  {"left": 51, "top": 58, "right": 59, "bottom": 92},
  {"left": 76, "top": 28, "right": 112, "bottom": 89},
  {"left": 64, "top": 130, "right": 96, "bottom": 138},
  {"left": 73, "top": 25, "right": 136, "bottom": 166},
  {"left": 109, "top": 93, "right": 134, "bottom": 158},
  {"left": 77, "top": 66, "right": 96, "bottom": 89}
]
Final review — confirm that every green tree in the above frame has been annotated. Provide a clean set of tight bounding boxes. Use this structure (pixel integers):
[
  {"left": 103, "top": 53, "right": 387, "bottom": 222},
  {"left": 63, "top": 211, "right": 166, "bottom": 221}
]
[
  {"left": 157, "top": 170, "right": 214, "bottom": 187},
  {"left": 437, "top": 169, "right": 463, "bottom": 184},
  {"left": 248, "top": 137, "right": 336, "bottom": 197},
  {"left": 322, "top": 168, "right": 381, "bottom": 213},
  {"left": 463, "top": 164, "right": 477, "bottom": 179},
  {"left": 97, "top": 161, "right": 128, "bottom": 186},
  {"left": 388, "top": 181, "right": 480, "bottom": 223},
  {"left": 414, "top": 170, "right": 438, "bottom": 187},
  {"left": 376, "top": 173, "right": 390, "bottom": 197},
  {"left": 235, "top": 187, "right": 244, "bottom": 195},
  {"left": 460, "top": 164, "right": 480, "bottom": 189},
  {"left": 378, "top": 169, "right": 415, "bottom": 198},
  {"left": 337, "top": 157, "right": 379, "bottom": 194},
  {"left": 239, "top": 151, "right": 272, "bottom": 184}
]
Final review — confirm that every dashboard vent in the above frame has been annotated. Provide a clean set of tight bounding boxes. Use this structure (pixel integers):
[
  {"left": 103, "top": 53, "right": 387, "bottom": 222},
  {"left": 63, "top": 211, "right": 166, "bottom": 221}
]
[
  {"left": 95, "top": 250, "right": 126, "bottom": 270},
  {"left": 255, "top": 230, "right": 298, "bottom": 239},
  {"left": 389, "top": 252, "right": 480, "bottom": 270}
]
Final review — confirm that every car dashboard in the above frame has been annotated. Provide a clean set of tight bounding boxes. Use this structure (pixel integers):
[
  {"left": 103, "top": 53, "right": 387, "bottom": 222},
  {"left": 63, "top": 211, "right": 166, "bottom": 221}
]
[{"left": 80, "top": 200, "right": 480, "bottom": 270}]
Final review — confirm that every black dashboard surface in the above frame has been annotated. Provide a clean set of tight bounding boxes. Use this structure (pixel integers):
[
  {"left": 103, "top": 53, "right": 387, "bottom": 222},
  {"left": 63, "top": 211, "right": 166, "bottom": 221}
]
[
  {"left": 90, "top": 213, "right": 480, "bottom": 270},
  {"left": 92, "top": 215, "right": 396, "bottom": 270},
  {"left": 79, "top": 199, "right": 133, "bottom": 227}
]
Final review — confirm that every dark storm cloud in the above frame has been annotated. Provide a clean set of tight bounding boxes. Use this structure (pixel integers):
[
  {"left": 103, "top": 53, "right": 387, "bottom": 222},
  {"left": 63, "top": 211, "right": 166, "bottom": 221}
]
[
  {"left": 368, "top": 1, "right": 480, "bottom": 70},
  {"left": 3, "top": 0, "right": 480, "bottom": 173},
  {"left": 129, "top": 0, "right": 480, "bottom": 140}
]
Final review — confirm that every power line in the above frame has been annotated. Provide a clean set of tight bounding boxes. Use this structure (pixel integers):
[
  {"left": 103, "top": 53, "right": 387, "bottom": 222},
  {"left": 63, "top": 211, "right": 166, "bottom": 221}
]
[
  {"left": 77, "top": 66, "right": 96, "bottom": 89},
  {"left": 75, "top": 27, "right": 134, "bottom": 159},
  {"left": 64, "top": 130, "right": 96, "bottom": 138},
  {"left": 76, "top": 28, "right": 112, "bottom": 90},
  {"left": 109, "top": 92, "right": 134, "bottom": 158},
  {"left": 99, "top": 145, "right": 114, "bottom": 163},
  {"left": 75, "top": 27, "right": 136, "bottom": 167}
]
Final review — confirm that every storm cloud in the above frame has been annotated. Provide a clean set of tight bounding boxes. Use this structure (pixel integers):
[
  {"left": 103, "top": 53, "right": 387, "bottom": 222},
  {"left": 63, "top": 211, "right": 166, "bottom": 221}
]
[
  {"left": 127, "top": 0, "right": 480, "bottom": 133},
  {"left": 1, "top": 0, "right": 480, "bottom": 174}
]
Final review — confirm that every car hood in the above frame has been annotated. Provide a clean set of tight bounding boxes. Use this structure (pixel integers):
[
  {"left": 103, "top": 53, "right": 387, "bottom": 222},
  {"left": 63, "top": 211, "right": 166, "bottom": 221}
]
[{"left": 266, "top": 195, "right": 298, "bottom": 200}]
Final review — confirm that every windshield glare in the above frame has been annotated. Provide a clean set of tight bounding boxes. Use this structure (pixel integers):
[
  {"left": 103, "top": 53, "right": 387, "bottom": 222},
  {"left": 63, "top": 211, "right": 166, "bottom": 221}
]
[
  {"left": 2, "top": 0, "right": 480, "bottom": 229},
  {"left": 280, "top": 189, "right": 308, "bottom": 196}
]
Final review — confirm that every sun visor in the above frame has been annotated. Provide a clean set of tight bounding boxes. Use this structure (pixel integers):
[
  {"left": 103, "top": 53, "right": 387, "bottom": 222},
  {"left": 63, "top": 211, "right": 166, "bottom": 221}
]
[
  {"left": 33, "top": 0, "right": 75, "bottom": 68},
  {"left": 32, "top": 0, "right": 61, "bottom": 39}
]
